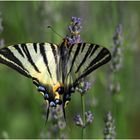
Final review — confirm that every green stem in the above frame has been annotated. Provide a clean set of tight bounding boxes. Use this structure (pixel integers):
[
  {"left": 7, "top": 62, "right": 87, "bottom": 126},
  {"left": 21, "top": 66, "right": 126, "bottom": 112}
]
[{"left": 81, "top": 94, "right": 86, "bottom": 139}]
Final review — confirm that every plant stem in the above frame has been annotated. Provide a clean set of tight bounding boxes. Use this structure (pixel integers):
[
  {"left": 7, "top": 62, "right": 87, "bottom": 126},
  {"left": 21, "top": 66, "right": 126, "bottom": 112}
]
[{"left": 81, "top": 94, "right": 86, "bottom": 139}]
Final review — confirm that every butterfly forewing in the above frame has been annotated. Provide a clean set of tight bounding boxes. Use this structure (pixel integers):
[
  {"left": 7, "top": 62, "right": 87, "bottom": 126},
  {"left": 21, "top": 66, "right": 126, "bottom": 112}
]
[
  {"left": 0, "top": 41, "right": 111, "bottom": 88},
  {"left": 0, "top": 43, "right": 59, "bottom": 86}
]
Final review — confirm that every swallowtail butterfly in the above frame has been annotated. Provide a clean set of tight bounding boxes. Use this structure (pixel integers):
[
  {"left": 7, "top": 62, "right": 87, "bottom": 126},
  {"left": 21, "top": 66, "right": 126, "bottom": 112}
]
[{"left": 0, "top": 38, "right": 111, "bottom": 118}]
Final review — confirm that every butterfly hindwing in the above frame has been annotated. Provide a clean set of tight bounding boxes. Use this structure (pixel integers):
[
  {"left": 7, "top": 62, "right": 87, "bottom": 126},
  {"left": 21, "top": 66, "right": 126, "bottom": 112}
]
[{"left": 0, "top": 43, "right": 59, "bottom": 86}]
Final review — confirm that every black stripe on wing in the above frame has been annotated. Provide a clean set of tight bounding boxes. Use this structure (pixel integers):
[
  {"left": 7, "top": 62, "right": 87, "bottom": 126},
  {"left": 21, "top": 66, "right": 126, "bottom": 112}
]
[
  {"left": 50, "top": 43, "right": 60, "bottom": 81},
  {"left": 68, "top": 43, "right": 81, "bottom": 74},
  {"left": 33, "top": 43, "right": 38, "bottom": 53},
  {"left": 60, "top": 42, "right": 68, "bottom": 83},
  {"left": 76, "top": 45, "right": 111, "bottom": 81},
  {"left": 67, "top": 44, "right": 75, "bottom": 62},
  {"left": 81, "top": 43, "right": 86, "bottom": 52},
  {"left": 50, "top": 43, "right": 58, "bottom": 65},
  {"left": 75, "top": 44, "right": 95, "bottom": 73},
  {"left": 39, "top": 43, "right": 52, "bottom": 78},
  {"left": 21, "top": 44, "right": 40, "bottom": 73},
  {"left": 86, "top": 48, "right": 110, "bottom": 71},
  {"left": 32, "top": 77, "right": 40, "bottom": 87},
  {"left": 13, "top": 44, "right": 25, "bottom": 57},
  {"left": 89, "top": 44, "right": 100, "bottom": 57},
  {"left": 0, "top": 47, "right": 30, "bottom": 78}
]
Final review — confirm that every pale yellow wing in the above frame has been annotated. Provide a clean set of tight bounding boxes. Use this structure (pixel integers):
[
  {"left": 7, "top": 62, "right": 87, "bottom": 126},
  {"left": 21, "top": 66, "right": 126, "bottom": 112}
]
[{"left": 0, "top": 43, "right": 59, "bottom": 86}]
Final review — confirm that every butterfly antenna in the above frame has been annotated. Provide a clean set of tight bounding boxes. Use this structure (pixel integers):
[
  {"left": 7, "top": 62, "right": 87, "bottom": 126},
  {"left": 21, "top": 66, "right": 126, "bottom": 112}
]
[{"left": 47, "top": 25, "right": 63, "bottom": 39}]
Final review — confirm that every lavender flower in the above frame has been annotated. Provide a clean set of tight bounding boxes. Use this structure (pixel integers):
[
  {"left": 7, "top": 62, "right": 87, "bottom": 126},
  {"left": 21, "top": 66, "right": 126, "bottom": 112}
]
[
  {"left": 110, "top": 24, "right": 123, "bottom": 72},
  {"left": 113, "top": 24, "right": 123, "bottom": 46},
  {"left": 49, "top": 106, "right": 66, "bottom": 129},
  {"left": 0, "top": 13, "right": 3, "bottom": 33},
  {"left": 49, "top": 106, "right": 62, "bottom": 120},
  {"left": 105, "top": 24, "right": 123, "bottom": 138},
  {"left": 85, "top": 111, "right": 94, "bottom": 126},
  {"left": 108, "top": 24, "right": 123, "bottom": 95},
  {"left": 69, "top": 16, "right": 82, "bottom": 35},
  {"left": 76, "top": 80, "right": 91, "bottom": 94},
  {"left": 109, "top": 82, "right": 120, "bottom": 95},
  {"left": 67, "top": 16, "right": 82, "bottom": 45},
  {"left": 74, "top": 111, "right": 94, "bottom": 128},
  {"left": 74, "top": 114, "right": 84, "bottom": 128},
  {"left": 58, "top": 120, "right": 66, "bottom": 130},
  {"left": 41, "top": 103, "right": 66, "bottom": 138},
  {"left": 0, "top": 12, "right": 4, "bottom": 48},
  {"left": 104, "top": 111, "right": 116, "bottom": 139}
]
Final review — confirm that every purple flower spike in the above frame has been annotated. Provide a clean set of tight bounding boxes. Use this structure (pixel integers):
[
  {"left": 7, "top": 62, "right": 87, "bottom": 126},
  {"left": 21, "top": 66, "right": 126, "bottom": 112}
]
[
  {"left": 85, "top": 111, "right": 94, "bottom": 125},
  {"left": 67, "top": 16, "right": 82, "bottom": 45},
  {"left": 84, "top": 82, "right": 91, "bottom": 92},
  {"left": 0, "top": 13, "right": 4, "bottom": 48},
  {"left": 73, "top": 114, "right": 84, "bottom": 128},
  {"left": 76, "top": 80, "right": 92, "bottom": 94},
  {"left": 71, "top": 16, "right": 82, "bottom": 26}
]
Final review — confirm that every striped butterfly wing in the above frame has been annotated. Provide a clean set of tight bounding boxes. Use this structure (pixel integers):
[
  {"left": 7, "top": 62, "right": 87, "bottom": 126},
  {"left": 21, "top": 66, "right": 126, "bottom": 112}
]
[
  {"left": 0, "top": 43, "right": 59, "bottom": 86},
  {"left": 0, "top": 41, "right": 111, "bottom": 121},
  {"left": 66, "top": 43, "right": 111, "bottom": 87}
]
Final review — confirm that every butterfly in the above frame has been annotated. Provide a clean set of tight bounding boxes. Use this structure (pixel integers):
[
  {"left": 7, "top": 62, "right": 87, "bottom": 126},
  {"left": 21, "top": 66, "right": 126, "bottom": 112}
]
[{"left": 0, "top": 38, "right": 111, "bottom": 119}]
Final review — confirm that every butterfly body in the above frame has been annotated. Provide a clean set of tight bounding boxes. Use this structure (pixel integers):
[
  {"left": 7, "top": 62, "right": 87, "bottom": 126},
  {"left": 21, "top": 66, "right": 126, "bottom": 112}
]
[{"left": 0, "top": 38, "right": 111, "bottom": 109}]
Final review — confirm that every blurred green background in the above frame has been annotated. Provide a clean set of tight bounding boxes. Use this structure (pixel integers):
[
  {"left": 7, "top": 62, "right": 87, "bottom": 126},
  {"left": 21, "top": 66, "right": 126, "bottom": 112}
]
[{"left": 0, "top": 1, "right": 140, "bottom": 139}]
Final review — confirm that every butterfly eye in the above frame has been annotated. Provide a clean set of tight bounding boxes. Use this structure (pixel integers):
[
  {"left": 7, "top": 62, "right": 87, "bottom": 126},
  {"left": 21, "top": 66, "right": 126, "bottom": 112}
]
[{"left": 56, "top": 87, "right": 64, "bottom": 95}]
